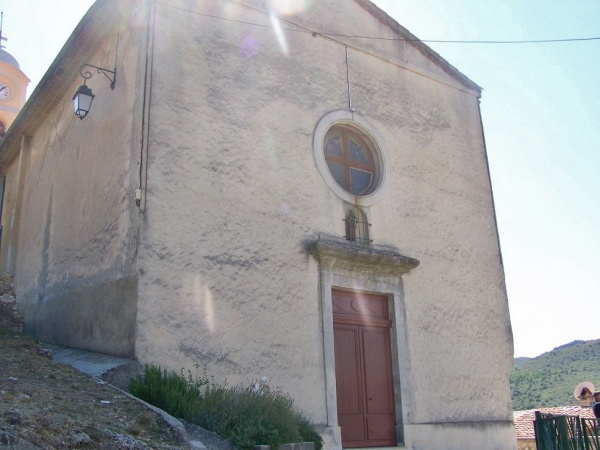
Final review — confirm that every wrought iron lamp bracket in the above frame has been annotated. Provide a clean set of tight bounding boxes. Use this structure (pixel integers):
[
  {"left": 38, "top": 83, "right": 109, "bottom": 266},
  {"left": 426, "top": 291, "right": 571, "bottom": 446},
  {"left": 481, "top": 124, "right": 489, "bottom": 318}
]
[{"left": 79, "top": 64, "right": 116, "bottom": 89}]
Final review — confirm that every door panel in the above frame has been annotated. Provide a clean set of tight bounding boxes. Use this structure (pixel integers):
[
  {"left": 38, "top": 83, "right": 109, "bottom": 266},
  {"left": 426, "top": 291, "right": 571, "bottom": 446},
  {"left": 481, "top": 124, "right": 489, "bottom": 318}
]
[
  {"left": 339, "top": 414, "right": 366, "bottom": 442},
  {"left": 334, "top": 326, "right": 362, "bottom": 414},
  {"left": 333, "top": 289, "right": 397, "bottom": 448},
  {"left": 366, "top": 415, "right": 397, "bottom": 442},
  {"left": 363, "top": 328, "right": 394, "bottom": 415}
]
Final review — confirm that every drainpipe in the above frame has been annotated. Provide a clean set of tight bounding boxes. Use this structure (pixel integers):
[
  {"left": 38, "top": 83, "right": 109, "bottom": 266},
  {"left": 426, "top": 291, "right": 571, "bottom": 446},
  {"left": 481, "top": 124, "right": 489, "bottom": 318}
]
[{"left": 138, "top": 0, "right": 155, "bottom": 213}]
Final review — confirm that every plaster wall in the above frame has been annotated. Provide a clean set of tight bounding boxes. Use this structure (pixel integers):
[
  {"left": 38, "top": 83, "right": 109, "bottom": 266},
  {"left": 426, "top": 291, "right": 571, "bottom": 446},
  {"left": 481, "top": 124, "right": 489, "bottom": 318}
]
[
  {"left": 136, "top": 0, "right": 514, "bottom": 447},
  {"left": 1, "top": 0, "right": 147, "bottom": 356},
  {"left": 404, "top": 422, "right": 517, "bottom": 450}
]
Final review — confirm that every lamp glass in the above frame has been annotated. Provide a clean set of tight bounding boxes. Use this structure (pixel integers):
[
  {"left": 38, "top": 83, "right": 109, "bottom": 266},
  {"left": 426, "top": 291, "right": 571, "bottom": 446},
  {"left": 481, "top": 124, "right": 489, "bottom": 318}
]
[{"left": 73, "top": 85, "right": 95, "bottom": 119}]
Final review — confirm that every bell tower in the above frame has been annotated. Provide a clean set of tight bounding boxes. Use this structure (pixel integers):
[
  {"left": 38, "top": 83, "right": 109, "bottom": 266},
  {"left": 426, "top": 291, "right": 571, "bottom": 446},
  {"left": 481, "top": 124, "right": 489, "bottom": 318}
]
[{"left": 0, "top": 14, "right": 29, "bottom": 137}]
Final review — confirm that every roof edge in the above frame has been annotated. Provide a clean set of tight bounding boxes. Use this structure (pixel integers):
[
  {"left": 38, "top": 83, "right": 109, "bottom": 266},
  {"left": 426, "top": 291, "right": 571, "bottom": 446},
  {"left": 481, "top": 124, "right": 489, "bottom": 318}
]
[
  {"left": 354, "top": 0, "right": 482, "bottom": 93},
  {"left": 0, "top": 0, "right": 108, "bottom": 169}
]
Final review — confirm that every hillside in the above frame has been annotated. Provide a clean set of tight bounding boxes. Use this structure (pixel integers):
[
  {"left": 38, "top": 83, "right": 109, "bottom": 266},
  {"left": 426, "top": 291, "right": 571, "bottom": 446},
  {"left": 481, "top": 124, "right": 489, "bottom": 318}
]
[
  {"left": 511, "top": 339, "right": 600, "bottom": 410},
  {"left": 0, "top": 281, "right": 233, "bottom": 449}
]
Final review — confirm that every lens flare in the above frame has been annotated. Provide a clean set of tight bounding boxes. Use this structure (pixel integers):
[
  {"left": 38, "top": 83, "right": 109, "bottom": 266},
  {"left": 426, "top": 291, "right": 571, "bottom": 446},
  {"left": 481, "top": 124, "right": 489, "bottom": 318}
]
[
  {"left": 240, "top": 35, "right": 260, "bottom": 58},
  {"left": 182, "top": 273, "right": 216, "bottom": 334},
  {"left": 270, "top": 12, "right": 289, "bottom": 55},
  {"left": 268, "top": 0, "right": 313, "bottom": 16}
]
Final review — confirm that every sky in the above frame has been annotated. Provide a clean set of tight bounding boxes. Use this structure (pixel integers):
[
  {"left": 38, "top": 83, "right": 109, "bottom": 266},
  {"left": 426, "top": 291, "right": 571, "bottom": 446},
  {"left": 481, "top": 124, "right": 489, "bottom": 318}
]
[{"left": 1, "top": 0, "right": 599, "bottom": 358}]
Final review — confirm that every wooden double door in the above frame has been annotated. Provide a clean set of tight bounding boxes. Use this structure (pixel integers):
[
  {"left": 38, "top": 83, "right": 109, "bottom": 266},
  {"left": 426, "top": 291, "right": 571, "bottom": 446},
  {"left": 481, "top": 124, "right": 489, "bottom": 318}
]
[{"left": 332, "top": 289, "right": 397, "bottom": 448}]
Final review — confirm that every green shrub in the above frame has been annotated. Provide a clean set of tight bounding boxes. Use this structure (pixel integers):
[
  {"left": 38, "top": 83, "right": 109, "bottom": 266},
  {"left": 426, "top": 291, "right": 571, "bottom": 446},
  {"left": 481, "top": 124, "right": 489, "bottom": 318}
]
[
  {"left": 128, "top": 365, "right": 208, "bottom": 421},
  {"left": 128, "top": 365, "right": 323, "bottom": 450}
]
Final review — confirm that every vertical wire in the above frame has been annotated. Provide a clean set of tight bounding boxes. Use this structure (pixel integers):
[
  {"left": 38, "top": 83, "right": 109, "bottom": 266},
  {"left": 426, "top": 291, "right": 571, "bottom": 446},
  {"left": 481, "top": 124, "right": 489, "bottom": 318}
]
[
  {"left": 345, "top": 45, "right": 353, "bottom": 112},
  {"left": 114, "top": 27, "right": 120, "bottom": 74}
]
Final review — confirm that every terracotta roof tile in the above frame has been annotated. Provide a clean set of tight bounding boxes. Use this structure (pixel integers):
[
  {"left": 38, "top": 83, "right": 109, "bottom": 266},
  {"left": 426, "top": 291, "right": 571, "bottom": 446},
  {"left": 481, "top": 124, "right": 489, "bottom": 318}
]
[{"left": 514, "top": 406, "right": 597, "bottom": 440}]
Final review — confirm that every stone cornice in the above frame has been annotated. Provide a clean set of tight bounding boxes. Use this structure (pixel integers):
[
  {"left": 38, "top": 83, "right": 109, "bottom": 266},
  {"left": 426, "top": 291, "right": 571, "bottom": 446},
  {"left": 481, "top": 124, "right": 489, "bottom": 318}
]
[{"left": 306, "top": 236, "right": 419, "bottom": 277}]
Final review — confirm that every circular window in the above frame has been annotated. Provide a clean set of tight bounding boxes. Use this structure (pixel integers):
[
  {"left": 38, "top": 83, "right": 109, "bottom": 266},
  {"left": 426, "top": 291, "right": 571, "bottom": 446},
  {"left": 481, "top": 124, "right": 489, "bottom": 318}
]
[
  {"left": 313, "top": 111, "right": 387, "bottom": 206},
  {"left": 323, "top": 125, "right": 379, "bottom": 196}
]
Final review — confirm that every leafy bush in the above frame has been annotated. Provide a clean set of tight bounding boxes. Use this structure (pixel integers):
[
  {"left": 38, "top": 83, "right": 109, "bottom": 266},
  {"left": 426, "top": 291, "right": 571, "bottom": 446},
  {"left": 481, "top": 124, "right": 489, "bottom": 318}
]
[{"left": 129, "top": 366, "right": 323, "bottom": 450}]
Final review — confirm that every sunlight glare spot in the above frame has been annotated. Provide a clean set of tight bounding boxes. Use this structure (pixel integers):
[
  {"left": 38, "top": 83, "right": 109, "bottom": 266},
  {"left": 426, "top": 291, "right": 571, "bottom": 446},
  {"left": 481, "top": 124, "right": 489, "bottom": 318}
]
[
  {"left": 223, "top": 2, "right": 238, "bottom": 18},
  {"left": 270, "top": 12, "right": 289, "bottom": 55},
  {"left": 193, "top": 275, "right": 216, "bottom": 334},
  {"left": 349, "top": 280, "right": 373, "bottom": 320},
  {"left": 268, "top": 0, "right": 313, "bottom": 16}
]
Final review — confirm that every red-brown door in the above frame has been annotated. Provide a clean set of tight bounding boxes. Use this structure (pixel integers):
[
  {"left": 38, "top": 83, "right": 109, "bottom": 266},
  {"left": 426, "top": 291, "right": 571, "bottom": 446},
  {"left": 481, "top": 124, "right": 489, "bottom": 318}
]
[{"left": 332, "top": 289, "right": 397, "bottom": 448}]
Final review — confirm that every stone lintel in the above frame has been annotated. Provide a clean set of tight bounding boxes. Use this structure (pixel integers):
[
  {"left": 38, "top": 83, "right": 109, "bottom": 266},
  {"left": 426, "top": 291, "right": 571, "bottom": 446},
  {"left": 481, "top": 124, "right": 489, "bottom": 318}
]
[{"left": 306, "top": 236, "right": 419, "bottom": 277}]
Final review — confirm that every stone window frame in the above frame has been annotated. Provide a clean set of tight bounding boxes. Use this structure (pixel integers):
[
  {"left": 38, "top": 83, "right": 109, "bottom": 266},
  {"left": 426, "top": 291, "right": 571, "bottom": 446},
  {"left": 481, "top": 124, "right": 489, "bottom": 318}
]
[{"left": 313, "top": 111, "right": 389, "bottom": 206}]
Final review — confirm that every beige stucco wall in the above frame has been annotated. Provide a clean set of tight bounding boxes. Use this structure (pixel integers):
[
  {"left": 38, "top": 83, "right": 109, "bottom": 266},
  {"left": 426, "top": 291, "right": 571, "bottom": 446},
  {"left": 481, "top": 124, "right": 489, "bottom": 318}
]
[
  {"left": 0, "top": 0, "right": 146, "bottom": 356},
  {"left": 135, "top": 0, "right": 515, "bottom": 448}
]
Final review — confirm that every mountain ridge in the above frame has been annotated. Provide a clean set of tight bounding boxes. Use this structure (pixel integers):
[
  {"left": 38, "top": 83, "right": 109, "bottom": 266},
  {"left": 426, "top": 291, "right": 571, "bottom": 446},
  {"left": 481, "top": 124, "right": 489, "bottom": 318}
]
[{"left": 511, "top": 338, "right": 600, "bottom": 410}]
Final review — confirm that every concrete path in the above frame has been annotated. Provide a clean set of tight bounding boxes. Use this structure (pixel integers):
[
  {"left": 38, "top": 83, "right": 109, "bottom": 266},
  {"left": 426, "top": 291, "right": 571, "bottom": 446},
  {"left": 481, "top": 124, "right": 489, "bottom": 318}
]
[{"left": 45, "top": 343, "right": 132, "bottom": 378}]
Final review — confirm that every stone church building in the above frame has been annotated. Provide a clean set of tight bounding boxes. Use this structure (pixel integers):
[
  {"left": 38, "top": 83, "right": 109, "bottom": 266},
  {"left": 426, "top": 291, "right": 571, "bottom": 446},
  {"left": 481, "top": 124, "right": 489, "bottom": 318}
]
[{"left": 0, "top": 0, "right": 516, "bottom": 448}]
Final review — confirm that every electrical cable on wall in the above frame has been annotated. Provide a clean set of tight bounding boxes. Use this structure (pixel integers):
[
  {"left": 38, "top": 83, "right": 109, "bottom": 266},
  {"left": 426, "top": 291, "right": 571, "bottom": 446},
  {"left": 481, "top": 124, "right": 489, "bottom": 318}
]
[{"left": 153, "top": 0, "right": 600, "bottom": 45}]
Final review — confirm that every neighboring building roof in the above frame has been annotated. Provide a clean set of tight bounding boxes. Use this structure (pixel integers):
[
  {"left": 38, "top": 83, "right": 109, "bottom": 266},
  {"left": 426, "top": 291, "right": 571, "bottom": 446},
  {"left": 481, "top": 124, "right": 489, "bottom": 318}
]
[
  {"left": 0, "top": 49, "right": 20, "bottom": 69},
  {"left": 514, "top": 406, "right": 596, "bottom": 440}
]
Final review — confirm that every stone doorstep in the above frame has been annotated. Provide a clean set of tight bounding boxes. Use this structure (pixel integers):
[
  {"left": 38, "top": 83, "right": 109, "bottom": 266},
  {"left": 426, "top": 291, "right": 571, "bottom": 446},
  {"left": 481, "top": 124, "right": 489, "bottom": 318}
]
[
  {"left": 347, "top": 448, "right": 406, "bottom": 450},
  {"left": 254, "top": 444, "right": 314, "bottom": 450},
  {"left": 254, "top": 444, "right": 406, "bottom": 450}
]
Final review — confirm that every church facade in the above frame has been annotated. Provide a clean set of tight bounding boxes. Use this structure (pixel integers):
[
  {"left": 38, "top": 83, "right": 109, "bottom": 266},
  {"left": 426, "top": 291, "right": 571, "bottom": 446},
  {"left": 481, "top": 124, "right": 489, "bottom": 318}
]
[{"left": 0, "top": 0, "right": 516, "bottom": 448}]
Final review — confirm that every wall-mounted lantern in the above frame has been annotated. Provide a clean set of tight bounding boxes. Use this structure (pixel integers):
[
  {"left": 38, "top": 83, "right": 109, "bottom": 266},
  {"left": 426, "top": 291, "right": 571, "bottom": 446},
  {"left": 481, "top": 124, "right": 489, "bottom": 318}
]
[{"left": 72, "top": 63, "right": 116, "bottom": 120}]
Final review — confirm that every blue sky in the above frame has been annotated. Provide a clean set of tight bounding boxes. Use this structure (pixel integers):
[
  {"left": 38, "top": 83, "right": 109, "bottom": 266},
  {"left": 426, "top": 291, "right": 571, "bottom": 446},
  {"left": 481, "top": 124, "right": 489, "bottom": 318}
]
[
  {"left": 375, "top": 0, "right": 600, "bottom": 358},
  {"left": 2, "top": 0, "right": 599, "bottom": 358}
]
